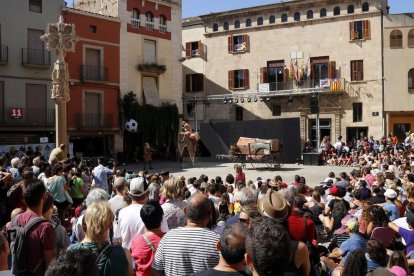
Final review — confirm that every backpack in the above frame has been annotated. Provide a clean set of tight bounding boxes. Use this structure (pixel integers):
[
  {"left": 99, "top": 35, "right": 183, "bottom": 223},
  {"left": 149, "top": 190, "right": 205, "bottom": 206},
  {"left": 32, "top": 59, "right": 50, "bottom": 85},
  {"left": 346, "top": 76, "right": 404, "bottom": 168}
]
[{"left": 8, "top": 214, "right": 47, "bottom": 275}]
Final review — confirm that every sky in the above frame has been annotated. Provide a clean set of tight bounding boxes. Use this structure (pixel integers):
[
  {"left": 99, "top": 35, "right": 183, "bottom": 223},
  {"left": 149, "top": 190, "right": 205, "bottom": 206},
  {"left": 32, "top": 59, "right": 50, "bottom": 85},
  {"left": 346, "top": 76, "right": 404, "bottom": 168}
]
[{"left": 65, "top": 0, "right": 414, "bottom": 18}]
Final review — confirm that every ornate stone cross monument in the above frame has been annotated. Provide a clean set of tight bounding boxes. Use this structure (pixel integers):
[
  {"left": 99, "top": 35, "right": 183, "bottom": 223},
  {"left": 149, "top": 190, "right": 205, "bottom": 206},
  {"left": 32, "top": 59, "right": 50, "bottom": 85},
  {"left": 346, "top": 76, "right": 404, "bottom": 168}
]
[{"left": 41, "top": 15, "right": 76, "bottom": 156}]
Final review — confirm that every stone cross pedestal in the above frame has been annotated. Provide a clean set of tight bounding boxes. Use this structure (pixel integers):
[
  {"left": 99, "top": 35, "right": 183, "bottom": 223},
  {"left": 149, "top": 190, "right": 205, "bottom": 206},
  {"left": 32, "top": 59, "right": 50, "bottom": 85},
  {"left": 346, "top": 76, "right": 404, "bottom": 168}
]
[{"left": 41, "top": 16, "right": 76, "bottom": 157}]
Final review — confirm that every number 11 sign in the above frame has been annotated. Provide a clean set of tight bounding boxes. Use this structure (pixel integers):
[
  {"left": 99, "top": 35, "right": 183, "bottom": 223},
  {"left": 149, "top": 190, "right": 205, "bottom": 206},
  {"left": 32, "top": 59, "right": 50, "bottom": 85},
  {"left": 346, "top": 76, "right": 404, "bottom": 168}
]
[{"left": 10, "top": 108, "right": 23, "bottom": 119}]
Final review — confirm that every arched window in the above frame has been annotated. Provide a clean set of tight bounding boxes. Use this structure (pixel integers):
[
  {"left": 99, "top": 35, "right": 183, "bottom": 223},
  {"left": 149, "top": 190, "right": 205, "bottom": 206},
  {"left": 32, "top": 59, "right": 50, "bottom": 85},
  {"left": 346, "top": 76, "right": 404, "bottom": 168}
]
[
  {"left": 408, "top": 29, "right": 414, "bottom": 47},
  {"left": 409, "top": 69, "right": 414, "bottom": 90},
  {"left": 269, "top": 15, "right": 275, "bottom": 24},
  {"left": 145, "top": 11, "right": 154, "bottom": 22},
  {"left": 132, "top": 9, "right": 140, "bottom": 19},
  {"left": 281, "top": 14, "right": 288, "bottom": 23},
  {"left": 334, "top": 6, "right": 340, "bottom": 16},
  {"left": 320, "top": 8, "right": 327, "bottom": 18},
  {"left": 257, "top": 17, "right": 263, "bottom": 26},
  {"left": 213, "top": 23, "right": 219, "bottom": 32},
  {"left": 362, "top": 2, "right": 369, "bottom": 12},
  {"left": 347, "top": 5, "right": 354, "bottom": 14},
  {"left": 390, "top": 30, "right": 403, "bottom": 48},
  {"left": 294, "top": 12, "right": 300, "bottom": 21},
  {"left": 246, "top": 19, "right": 252, "bottom": 27},
  {"left": 223, "top": 22, "right": 229, "bottom": 31},
  {"left": 307, "top": 10, "right": 313, "bottom": 19},
  {"left": 234, "top": 20, "right": 240, "bottom": 29}
]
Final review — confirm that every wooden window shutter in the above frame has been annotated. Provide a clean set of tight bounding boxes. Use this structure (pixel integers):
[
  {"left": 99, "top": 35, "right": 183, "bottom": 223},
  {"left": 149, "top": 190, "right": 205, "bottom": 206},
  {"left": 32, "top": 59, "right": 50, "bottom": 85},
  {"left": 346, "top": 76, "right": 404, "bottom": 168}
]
[
  {"left": 242, "top": 34, "right": 249, "bottom": 52},
  {"left": 202, "top": 43, "right": 207, "bottom": 61},
  {"left": 198, "top": 40, "right": 203, "bottom": 57},
  {"left": 350, "top": 22, "right": 355, "bottom": 40},
  {"left": 185, "top": 42, "right": 191, "bottom": 58},
  {"left": 228, "top": 36, "right": 233, "bottom": 53},
  {"left": 197, "top": 74, "right": 204, "bottom": 91},
  {"left": 243, "top": 69, "right": 250, "bottom": 89},
  {"left": 260, "top": 67, "right": 268, "bottom": 83},
  {"left": 186, "top": 74, "right": 191, "bottom": 92},
  {"left": 358, "top": 61, "right": 364, "bottom": 81},
  {"left": 328, "top": 61, "right": 336, "bottom": 79},
  {"left": 363, "top": 20, "right": 371, "bottom": 39},
  {"left": 228, "top": 70, "right": 234, "bottom": 90},
  {"left": 351, "top": 61, "right": 356, "bottom": 81}
]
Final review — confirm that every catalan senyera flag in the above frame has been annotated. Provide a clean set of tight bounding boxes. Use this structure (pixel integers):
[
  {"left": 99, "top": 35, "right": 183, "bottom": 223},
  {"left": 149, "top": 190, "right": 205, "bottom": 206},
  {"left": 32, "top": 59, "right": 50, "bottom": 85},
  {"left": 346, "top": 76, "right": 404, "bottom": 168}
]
[{"left": 330, "top": 78, "right": 342, "bottom": 91}]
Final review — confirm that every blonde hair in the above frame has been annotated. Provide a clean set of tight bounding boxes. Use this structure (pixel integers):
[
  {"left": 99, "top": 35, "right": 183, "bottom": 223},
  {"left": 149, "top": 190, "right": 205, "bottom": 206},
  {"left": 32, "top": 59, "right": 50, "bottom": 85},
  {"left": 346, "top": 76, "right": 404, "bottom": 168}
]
[
  {"left": 235, "top": 164, "right": 243, "bottom": 173},
  {"left": 82, "top": 202, "right": 114, "bottom": 244},
  {"left": 162, "top": 177, "right": 183, "bottom": 200}
]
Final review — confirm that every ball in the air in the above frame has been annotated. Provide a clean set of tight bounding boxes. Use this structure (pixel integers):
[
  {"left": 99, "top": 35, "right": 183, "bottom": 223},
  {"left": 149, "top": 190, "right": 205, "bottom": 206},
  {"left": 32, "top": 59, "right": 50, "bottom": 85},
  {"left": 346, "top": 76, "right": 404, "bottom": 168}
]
[{"left": 125, "top": 119, "right": 138, "bottom": 133}]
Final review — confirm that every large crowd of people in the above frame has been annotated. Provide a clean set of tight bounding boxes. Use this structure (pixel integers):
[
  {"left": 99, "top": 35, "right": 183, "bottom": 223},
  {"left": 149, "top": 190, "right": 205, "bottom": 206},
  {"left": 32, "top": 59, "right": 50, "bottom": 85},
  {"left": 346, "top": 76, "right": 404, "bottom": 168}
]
[{"left": 0, "top": 136, "right": 414, "bottom": 276}]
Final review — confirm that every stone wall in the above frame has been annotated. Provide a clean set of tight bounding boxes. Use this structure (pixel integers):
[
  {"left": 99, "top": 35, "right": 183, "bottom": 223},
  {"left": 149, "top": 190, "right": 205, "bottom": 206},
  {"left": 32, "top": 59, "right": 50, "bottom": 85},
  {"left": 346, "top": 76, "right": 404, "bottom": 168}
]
[{"left": 74, "top": 0, "right": 119, "bottom": 17}]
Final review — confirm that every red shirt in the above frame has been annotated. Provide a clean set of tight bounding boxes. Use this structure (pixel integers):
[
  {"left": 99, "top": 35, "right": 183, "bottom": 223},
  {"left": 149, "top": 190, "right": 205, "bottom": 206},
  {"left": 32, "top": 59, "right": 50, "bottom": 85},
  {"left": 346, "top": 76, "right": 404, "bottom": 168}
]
[
  {"left": 17, "top": 209, "right": 56, "bottom": 276},
  {"left": 287, "top": 211, "right": 315, "bottom": 243},
  {"left": 130, "top": 231, "right": 165, "bottom": 276},
  {"left": 235, "top": 172, "right": 246, "bottom": 183}
]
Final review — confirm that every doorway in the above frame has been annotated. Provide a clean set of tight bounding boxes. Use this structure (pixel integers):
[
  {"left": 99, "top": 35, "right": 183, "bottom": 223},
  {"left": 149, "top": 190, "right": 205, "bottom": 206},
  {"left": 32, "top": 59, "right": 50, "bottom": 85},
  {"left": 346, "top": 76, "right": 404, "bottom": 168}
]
[
  {"left": 346, "top": 127, "right": 368, "bottom": 144},
  {"left": 268, "top": 60, "right": 285, "bottom": 91},
  {"left": 309, "top": 119, "right": 331, "bottom": 148}
]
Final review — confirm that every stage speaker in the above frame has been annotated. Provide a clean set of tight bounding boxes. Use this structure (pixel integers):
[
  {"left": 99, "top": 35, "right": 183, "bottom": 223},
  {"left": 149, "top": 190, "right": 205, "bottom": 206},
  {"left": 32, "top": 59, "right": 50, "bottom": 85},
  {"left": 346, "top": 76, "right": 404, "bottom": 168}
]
[
  {"left": 303, "top": 152, "right": 323, "bottom": 166},
  {"left": 310, "top": 96, "right": 319, "bottom": 114}
]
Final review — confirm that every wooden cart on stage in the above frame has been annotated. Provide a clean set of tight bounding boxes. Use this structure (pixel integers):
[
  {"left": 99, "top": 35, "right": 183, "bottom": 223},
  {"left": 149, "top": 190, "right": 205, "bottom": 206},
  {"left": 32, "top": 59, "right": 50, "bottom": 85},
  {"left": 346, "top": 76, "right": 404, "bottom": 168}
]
[{"left": 216, "top": 137, "right": 283, "bottom": 169}]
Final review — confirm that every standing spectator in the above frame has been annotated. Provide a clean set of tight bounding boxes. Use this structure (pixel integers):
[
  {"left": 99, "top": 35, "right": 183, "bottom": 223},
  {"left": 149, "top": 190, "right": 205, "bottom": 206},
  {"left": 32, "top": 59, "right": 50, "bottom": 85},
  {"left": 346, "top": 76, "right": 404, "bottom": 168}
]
[
  {"left": 67, "top": 202, "right": 133, "bottom": 276},
  {"left": 9, "top": 157, "right": 20, "bottom": 182},
  {"left": 131, "top": 200, "right": 165, "bottom": 276},
  {"left": 68, "top": 168, "right": 86, "bottom": 207},
  {"left": 32, "top": 157, "right": 42, "bottom": 177},
  {"left": 151, "top": 193, "right": 220, "bottom": 275},
  {"left": 192, "top": 222, "right": 248, "bottom": 276},
  {"left": 46, "top": 164, "right": 70, "bottom": 225},
  {"left": 244, "top": 216, "right": 292, "bottom": 276},
  {"left": 14, "top": 179, "right": 56, "bottom": 276},
  {"left": 234, "top": 165, "right": 245, "bottom": 184},
  {"left": 118, "top": 177, "right": 168, "bottom": 249},
  {"left": 148, "top": 175, "right": 161, "bottom": 202},
  {"left": 108, "top": 177, "right": 128, "bottom": 215},
  {"left": 0, "top": 232, "right": 11, "bottom": 275},
  {"left": 48, "top": 144, "right": 66, "bottom": 165},
  {"left": 92, "top": 157, "right": 115, "bottom": 191},
  {"left": 45, "top": 248, "right": 99, "bottom": 276},
  {"left": 161, "top": 177, "right": 186, "bottom": 230}
]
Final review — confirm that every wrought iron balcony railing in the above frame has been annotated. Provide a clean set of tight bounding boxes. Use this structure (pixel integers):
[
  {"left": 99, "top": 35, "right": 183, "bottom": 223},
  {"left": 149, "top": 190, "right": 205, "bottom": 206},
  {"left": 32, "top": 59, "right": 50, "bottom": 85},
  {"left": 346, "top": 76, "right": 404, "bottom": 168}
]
[
  {"left": 81, "top": 65, "right": 108, "bottom": 82},
  {"left": 22, "top": 48, "right": 51, "bottom": 67},
  {"left": 75, "top": 113, "right": 114, "bottom": 129},
  {"left": 0, "top": 45, "right": 8, "bottom": 64},
  {"left": 258, "top": 78, "right": 346, "bottom": 93}
]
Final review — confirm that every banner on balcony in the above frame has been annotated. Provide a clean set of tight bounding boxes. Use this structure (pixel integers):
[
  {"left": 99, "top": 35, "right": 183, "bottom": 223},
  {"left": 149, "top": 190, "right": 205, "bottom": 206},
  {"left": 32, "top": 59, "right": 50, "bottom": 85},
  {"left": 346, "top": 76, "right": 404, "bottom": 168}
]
[
  {"left": 258, "top": 83, "right": 270, "bottom": 92},
  {"left": 319, "top": 79, "right": 330, "bottom": 88},
  {"left": 330, "top": 78, "right": 342, "bottom": 91}
]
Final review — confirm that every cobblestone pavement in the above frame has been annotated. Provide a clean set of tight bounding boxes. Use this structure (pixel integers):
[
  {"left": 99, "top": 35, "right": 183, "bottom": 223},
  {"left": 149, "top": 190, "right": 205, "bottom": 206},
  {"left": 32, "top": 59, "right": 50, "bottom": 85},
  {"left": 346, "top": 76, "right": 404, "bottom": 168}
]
[{"left": 119, "top": 160, "right": 354, "bottom": 187}]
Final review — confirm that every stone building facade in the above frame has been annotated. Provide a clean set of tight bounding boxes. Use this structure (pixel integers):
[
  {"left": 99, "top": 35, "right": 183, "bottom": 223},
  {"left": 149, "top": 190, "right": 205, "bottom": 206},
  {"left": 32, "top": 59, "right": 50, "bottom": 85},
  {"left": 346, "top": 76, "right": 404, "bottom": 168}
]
[
  {"left": 384, "top": 14, "right": 414, "bottom": 139},
  {"left": 183, "top": 0, "right": 388, "bottom": 148}
]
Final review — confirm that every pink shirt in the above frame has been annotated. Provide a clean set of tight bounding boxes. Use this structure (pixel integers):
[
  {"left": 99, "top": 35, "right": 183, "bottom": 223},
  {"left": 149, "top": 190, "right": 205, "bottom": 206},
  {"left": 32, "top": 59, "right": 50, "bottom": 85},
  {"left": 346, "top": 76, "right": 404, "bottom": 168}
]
[
  {"left": 235, "top": 172, "right": 246, "bottom": 183},
  {"left": 130, "top": 231, "right": 165, "bottom": 276},
  {"left": 364, "top": 174, "right": 375, "bottom": 186}
]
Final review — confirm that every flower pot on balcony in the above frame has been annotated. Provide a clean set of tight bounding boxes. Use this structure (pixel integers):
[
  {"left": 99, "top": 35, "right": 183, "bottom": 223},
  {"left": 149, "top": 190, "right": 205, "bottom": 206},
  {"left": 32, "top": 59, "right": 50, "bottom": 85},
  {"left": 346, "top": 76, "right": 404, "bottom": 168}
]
[{"left": 137, "top": 63, "right": 166, "bottom": 75}]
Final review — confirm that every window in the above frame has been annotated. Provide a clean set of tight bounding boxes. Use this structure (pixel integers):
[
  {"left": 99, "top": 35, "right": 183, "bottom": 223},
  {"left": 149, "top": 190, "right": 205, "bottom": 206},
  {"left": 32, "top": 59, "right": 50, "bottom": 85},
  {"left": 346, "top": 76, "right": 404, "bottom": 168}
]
[
  {"left": 334, "top": 6, "right": 340, "bottom": 16},
  {"left": 84, "top": 48, "right": 105, "bottom": 81},
  {"left": 26, "top": 84, "right": 47, "bottom": 125},
  {"left": 228, "top": 35, "right": 249, "bottom": 53},
  {"left": 362, "top": 2, "right": 369, "bottom": 12},
  {"left": 234, "top": 20, "right": 240, "bottom": 29},
  {"left": 281, "top": 14, "right": 288, "bottom": 23},
  {"left": 145, "top": 12, "right": 154, "bottom": 22},
  {"left": 84, "top": 92, "right": 102, "bottom": 128},
  {"left": 228, "top": 69, "right": 249, "bottom": 90},
  {"left": 246, "top": 19, "right": 252, "bottom": 27},
  {"left": 26, "top": 29, "right": 48, "bottom": 66},
  {"left": 408, "top": 29, "right": 414, "bottom": 47},
  {"left": 144, "top": 39, "right": 156, "bottom": 63},
  {"left": 213, "top": 23, "right": 219, "bottom": 32},
  {"left": 307, "top": 10, "right": 313, "bottom": 19},
  {"left": 159, "top": 15, "right": 167, "bottom": 33},
  {"left": 131, "top": 9, "right": 140, "bottom": 28},
  {"left": 353, "top": 103, "right": 363, "bottom": 122},
  {"left": 320, "top": 8, "right": 327, "bottom": 18},
  {"left": 269, "top": 15, "right": 276, "bottom": 24},
  {"left": 350, "top": 20, "right": 371, "bottom": 40},
  {"left": 351, "top": 60, "right": 364, "bottom": 81},
  {"left": 235, "top": 107, "right": 243, "bottom": 121},
  {"left": 272, "top": 105, "right": 281, "bottom": 116},
  {"left": 294, "top": 12, "right": 300, "bottom": 21},
  {"left": 390, "top": 30, "right": 403, "bottom": 48},
  {"left": 408, "top": 68, "right": 414, "bottom": 90},
  {"left": 186, "top": 74, "right": 204, "bottom": 92},
  {"left": 89, "top": 25, "right": 97, "bottom": 33},
  {"left": 257, "top": 17, "right": 263, "bottom": 26},
  {"left": 347, "top": 5, "right": 355, "bottom": 14},
  {"left": 185, "top": 41, "right": 204, "bottom": 58},
  {"left": 29, "top": 0, "right": 42, "bottom": 13},
  {"left": 223, "top": 22, "right": 229, "bottom": 31}
]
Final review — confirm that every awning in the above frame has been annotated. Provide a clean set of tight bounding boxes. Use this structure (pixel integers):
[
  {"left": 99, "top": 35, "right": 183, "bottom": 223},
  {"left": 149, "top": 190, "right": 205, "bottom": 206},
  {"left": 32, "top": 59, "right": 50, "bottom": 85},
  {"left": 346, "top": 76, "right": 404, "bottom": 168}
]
[{"left": 143, "top": 77, "right": 160, "bottom": 106}]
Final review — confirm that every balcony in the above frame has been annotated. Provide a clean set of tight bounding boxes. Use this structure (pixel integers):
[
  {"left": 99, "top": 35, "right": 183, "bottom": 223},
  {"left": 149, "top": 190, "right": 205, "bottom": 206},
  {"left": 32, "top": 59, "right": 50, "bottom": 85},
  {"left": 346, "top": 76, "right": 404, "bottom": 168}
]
[
  {"left": 131, "top": 18, "right": 140, "bottom": 28},
  {"left": 159, "top": 24, "right": 167, "bottom": 33},
  {"left": 81, "top": 65, "right": 108, "bottom": 82},
  {"left": 137, "top": 55, "right": 166, "bottom": 75},
  {"left": 75, "top": 113, "right": 113, "bottom": 130},
  {"left": 1, "top": 108, "right": 55, "bottom": 127},
  {"left": 258, "top": 78, "right": 346, "bottom": 95},
  {"left": 22, "top": 48, "right": 51, "bottom": 68},
  {"left": 145, "top": 21, "right": 154, "bottom": 31},
  {"left": 0, "top": 45, "right": 8, "bottom": 64}
]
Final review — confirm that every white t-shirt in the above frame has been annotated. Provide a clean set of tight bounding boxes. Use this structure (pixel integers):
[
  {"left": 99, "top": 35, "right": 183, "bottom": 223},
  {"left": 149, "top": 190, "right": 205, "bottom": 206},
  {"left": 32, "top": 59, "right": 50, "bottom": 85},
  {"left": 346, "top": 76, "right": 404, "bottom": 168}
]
[
  {"left": 108, "top": 195, "right": 127, "bottom": 215},
  {"left": 117, "top": 203, "right": 169, "bottom": 249}
]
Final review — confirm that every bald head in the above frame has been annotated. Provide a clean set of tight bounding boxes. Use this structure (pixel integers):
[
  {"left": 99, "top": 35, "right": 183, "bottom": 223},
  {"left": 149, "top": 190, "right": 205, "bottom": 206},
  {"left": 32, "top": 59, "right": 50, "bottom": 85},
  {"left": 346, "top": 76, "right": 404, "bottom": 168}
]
[
  {"left": 186, "top": 193, "right": 211, "bottom": 224},
  {"left": 220, "top": 222, "right": 247, "bottom": 265}
]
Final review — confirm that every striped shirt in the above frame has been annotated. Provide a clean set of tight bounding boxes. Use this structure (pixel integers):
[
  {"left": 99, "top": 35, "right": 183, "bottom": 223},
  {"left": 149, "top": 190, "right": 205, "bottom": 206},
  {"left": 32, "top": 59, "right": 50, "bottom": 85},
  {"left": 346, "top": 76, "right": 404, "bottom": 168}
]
[{"left": 152, "top": 227, "right": 220, "bottom": 276}]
